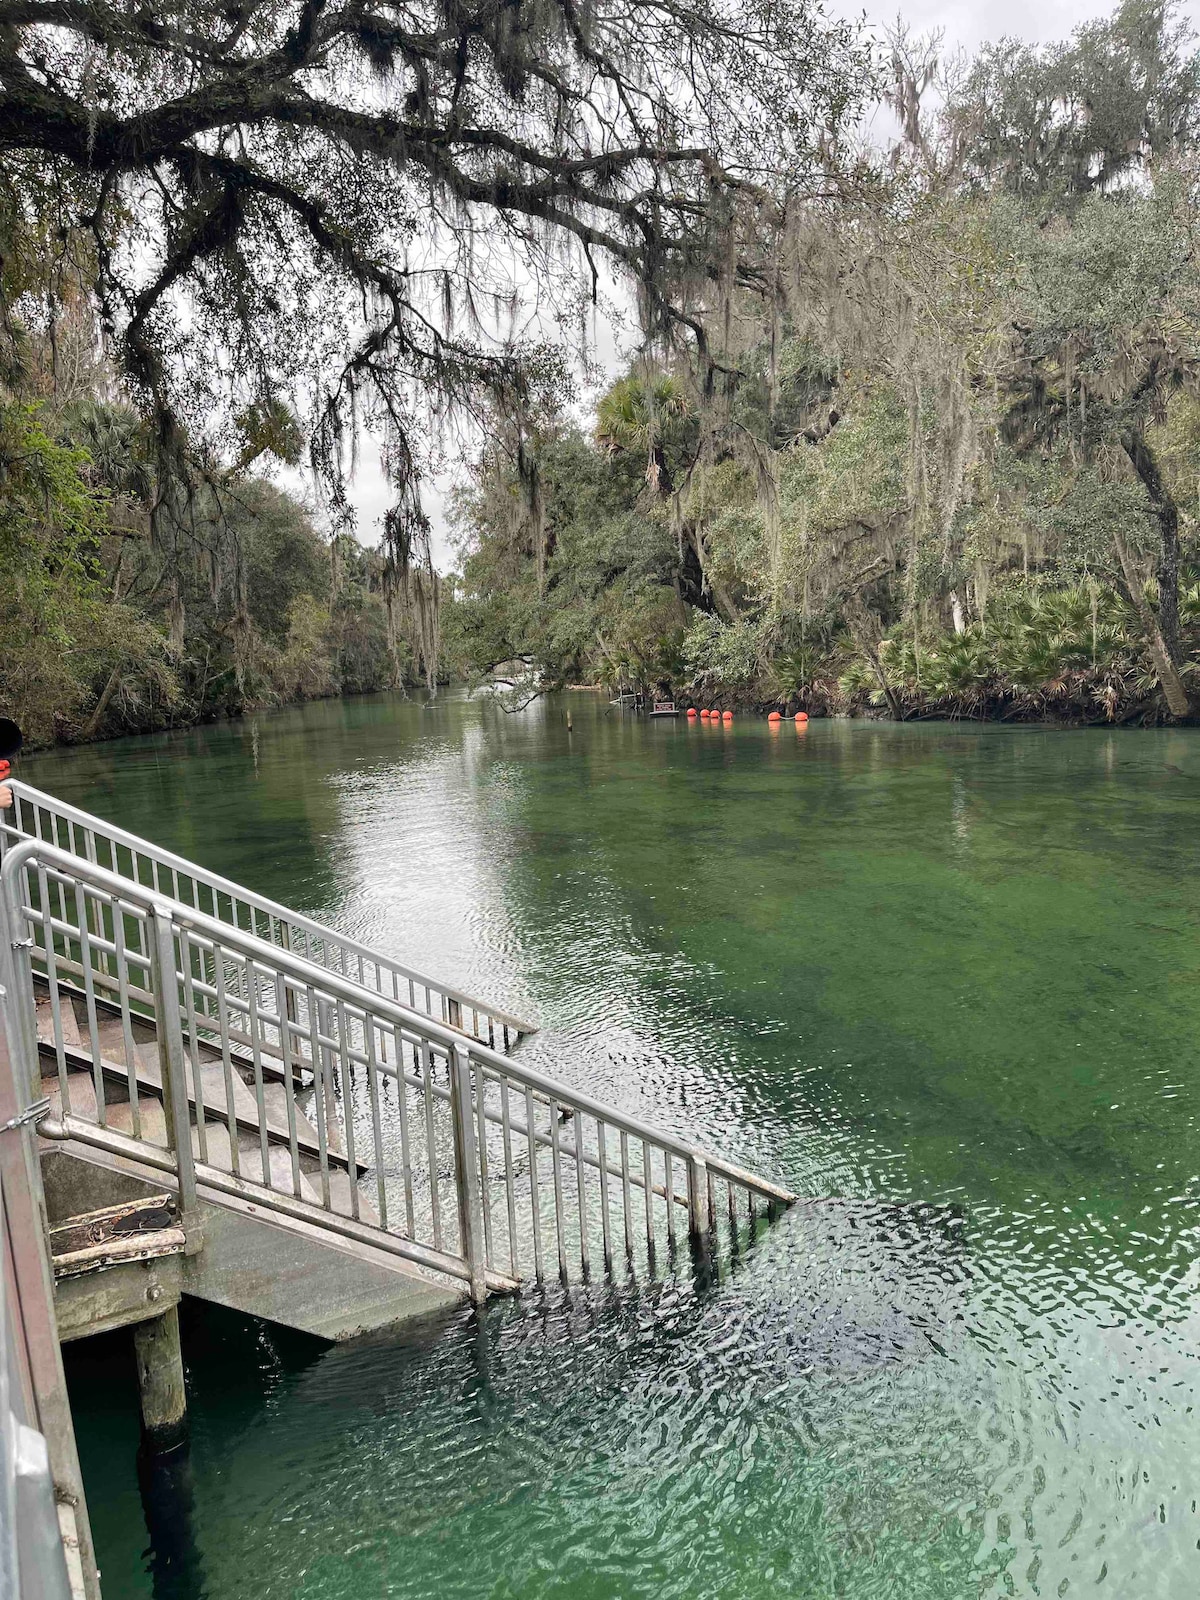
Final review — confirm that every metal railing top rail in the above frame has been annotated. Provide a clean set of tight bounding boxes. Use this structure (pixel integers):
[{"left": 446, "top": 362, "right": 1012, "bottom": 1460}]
[
  {"left": 3, "top": 837, "right": 795, "bottom": 1210},
  {"left": 2, "top": 779, "right": 536, "bottom": 1045}
]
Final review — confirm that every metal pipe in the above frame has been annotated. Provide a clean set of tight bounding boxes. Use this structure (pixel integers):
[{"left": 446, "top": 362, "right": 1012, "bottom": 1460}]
[
  {"left": 149, "top": 904, "right": 201, "bottom": 1242},
  {"left": 449, "top": 1044, "right": 487, "bottom": 1303}
]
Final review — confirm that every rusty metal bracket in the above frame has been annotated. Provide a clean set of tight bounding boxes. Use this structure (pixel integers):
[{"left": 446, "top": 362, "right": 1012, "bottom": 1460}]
[{"left": 0, "top": 1094, "right": 50, "bottom": 1134}]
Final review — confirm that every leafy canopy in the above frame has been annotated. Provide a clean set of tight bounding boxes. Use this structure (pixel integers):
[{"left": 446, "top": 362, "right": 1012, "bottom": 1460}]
[{"left": 0, "top": 0, "right": 874, "bottom": 575}]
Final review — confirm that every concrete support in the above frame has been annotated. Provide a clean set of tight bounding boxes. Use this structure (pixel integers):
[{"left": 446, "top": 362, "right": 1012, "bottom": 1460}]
[
  {"left": 132, "top": 1306, "right": 187, "bottom": 1454},
  {"left": 45, "top": 1145, "right": 464, "bottom": 1340}
]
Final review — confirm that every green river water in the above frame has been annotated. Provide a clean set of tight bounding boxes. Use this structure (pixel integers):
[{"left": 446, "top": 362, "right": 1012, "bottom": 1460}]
[{"left": 25, "top": 692, "right": 1200, "bottom": 1599}]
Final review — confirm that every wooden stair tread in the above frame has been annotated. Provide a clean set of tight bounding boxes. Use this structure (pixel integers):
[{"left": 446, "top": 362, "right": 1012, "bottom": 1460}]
[
  {"left": 36, "top": 979, "right": 377, "bottom": 1230},
  {"left": 36, "top": 991, "right": 84, "bottom": 1051},
  {"left": 38, "top": 983, "right": 354, "bottom": 1159},
  {"left": 260, "top": 1080, "right": 321, "bottom": 1148},
  {"left": 51, "top": 1193, "right": 177, "bottom": 1248},
  {"left": 38, "top": 1039, "right": 364, "bottom": 1174},
  {"left": 46, "top": 1081, "right": 327, "bottom": 1205},
  {"left": 191, "top": 1122, "right": 322, "bottom": 1203},
  {"left": 37, "top": 977, "right": 302, "bottom": 1087},
  {"left": 133, "top": 1037, "right": 261, "bottom": 1125},
  {"left": 103, "top": 1094, "right": 170, "bottom": 1148},
  {"left": 53, "top": 1228, "right": 187, "bottom": 1279}
]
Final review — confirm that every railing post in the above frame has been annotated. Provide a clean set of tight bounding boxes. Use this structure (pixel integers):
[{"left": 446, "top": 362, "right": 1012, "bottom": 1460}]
[
  {"left": 315, "top": 995, "right": 339, "bottom": 1141},
  {"left": 149, "top": 903, "right": 202, "bottom": 1249},
  {"left": 686, "top": 1155, "right": 710, "bottom": 1249},
  {"left": 0, "top": 857, "right": 41, "bottom": 1109},
  {"left": 449, "top": 1042, "right": 487, "bottom": 1303}
]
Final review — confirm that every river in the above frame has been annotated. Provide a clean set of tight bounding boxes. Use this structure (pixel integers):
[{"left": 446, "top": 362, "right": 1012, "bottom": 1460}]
[{"left": 25, "top": 691, "right": 1200, "bottom": 1599}]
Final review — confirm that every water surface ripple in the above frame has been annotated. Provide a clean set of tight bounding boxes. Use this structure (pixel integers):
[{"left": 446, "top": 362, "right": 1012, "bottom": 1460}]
[{"left": 37, "top": 694, "right": 1200, "bottom": 1599}]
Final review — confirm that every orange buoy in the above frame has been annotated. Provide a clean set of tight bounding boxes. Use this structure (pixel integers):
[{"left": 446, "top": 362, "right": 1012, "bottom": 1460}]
[
  {"left": 686, "top": 707, "right": 698, "bottom": 719},
  {"left": 723, "top": 711, "right": 733, "bottom": 722},
  {"left": 795, "top": 711, "right": 809, "bottom": 723},
  {"left": 767, "top": 711, "right": 782, "bottom": 723}
]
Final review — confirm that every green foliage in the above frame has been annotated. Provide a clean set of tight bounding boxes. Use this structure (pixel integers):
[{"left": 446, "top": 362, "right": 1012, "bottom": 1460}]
[
  {"left": 274, "top": 595, "right": 338, "bottom": 702},
  {"left": 0, "top": 402, "right": 112, "bottom": 742},
  {"left": 595, "top": 376, "right": 689, "bottom": 455},
  {"left": 446, "top": 426, "right": 685, "bottom": 693},
  {"left": 682, "top": 615, "right": 768, "bottom": 696},
  {"left": 948, "top": 0, "right": 1200, "bottom": 196},
  {"left": 0, "top": 392, "right": 400, "bottom": 744},
  {"left": 447, "top": 0, "right": 1200, "bottom": 724},
  {"left": 833, "top": 584, "right": 1155, "bottom": 720},
  {"left": 8, "top": 0, "right": 1200, "bottom": 734}
]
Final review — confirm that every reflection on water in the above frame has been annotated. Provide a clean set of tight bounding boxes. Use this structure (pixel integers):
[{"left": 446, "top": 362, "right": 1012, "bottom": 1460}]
[{"left": 40, "top": 693, "right": 1200, "bottom": 1597}]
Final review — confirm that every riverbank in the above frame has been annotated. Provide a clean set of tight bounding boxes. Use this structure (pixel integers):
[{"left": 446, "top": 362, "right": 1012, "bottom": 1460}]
[
  {"left": 598, "top": 685, "right": 1177, "bottom": 728},
  {"left": 15, "top": 679, "right": 431, "bottom": 754}
]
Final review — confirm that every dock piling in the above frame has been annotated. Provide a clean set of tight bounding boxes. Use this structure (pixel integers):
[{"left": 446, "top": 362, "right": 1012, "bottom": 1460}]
[{"left": 133, "top": 1306, "right": 188, "bottom": 1455}]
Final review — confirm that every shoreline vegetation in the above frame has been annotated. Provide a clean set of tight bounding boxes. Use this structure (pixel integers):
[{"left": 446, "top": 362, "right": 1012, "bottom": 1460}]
[
  {"left": 444, "top": 3, "right": 1200, "bottom": 732},
  {"left": 3, "top": 3, "right": 1200, "bottom": 749},
  {"left": 0, "top": 386, "right": 422, "bottom": 751}
]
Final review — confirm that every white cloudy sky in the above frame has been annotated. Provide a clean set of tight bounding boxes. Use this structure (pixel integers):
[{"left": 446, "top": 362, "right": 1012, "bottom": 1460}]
[{"left": 300, "top": 0, "right": 1131, "bottom": 567}]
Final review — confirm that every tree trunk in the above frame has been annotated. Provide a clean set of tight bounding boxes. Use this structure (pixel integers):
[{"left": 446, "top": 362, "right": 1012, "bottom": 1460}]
[
  {"left": 845, "top": 595, "right": 904, "bottom": 721},
  {"left": 648, "top": 443, "right": 674, "bottom": 498},
  {"left": 1112, "top": 525, "right": 1191, "bottom": 718},
  {"left": 685, "top": 525, "right": 739, "bottom": 622},
  {"left": 1121, "top": 426, "right": 1189, "bottom": 714},
  {"left": 81, "top": 663, "right": 123, "bottom": 741},
  {"left": 647, "top": 447, "right": 739, "bottom": 624},
  {"left": 167, "top": 575, "right": 186, "bottom": 657},
  {"left": 862, "top": 640, "right": 904, "bottom": 720},
  {"left": 674, "top": 523, "right": 738, "bottom": 622}
]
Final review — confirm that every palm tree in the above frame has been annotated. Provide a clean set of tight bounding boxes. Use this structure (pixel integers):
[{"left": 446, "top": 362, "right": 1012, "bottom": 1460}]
[{"left": 596, "top": 374, "right": 688, "bottom": 496}]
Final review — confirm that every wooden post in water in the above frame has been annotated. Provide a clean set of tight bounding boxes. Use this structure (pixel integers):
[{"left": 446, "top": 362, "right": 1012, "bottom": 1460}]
[{"left": 133, "top": 1307, "right": 188, "bottom": 1454}]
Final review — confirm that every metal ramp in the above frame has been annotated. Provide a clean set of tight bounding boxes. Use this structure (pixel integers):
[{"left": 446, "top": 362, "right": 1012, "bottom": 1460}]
[{"left": 1, "top": 783, "right": 795, "bottom": 1316}]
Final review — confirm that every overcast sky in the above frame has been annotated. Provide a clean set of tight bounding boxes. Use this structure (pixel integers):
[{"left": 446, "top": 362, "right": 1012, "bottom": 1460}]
[{"left": 307, "top": 0, "right": 1137, "bottom": 567}]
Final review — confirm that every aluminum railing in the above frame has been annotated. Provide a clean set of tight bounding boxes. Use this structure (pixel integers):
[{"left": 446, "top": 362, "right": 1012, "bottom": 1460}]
[
  {"left": 1, "top": 781, "right": 535, "bottom": 1052},
  {"left": 1, "top": 1171, "right": 76, "bottom": 1600},
  {"left": 2, "top": 839, "right": 795, "bottom": 1301}
]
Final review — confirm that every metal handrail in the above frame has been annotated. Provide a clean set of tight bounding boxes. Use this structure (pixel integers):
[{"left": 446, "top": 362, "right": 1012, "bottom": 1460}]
[
  {"left": 1, "top": 780, "right": 536, "bottom": 1050},
  {"left": 3, "top": 836, "right": 795, "bottom": 1300}
]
